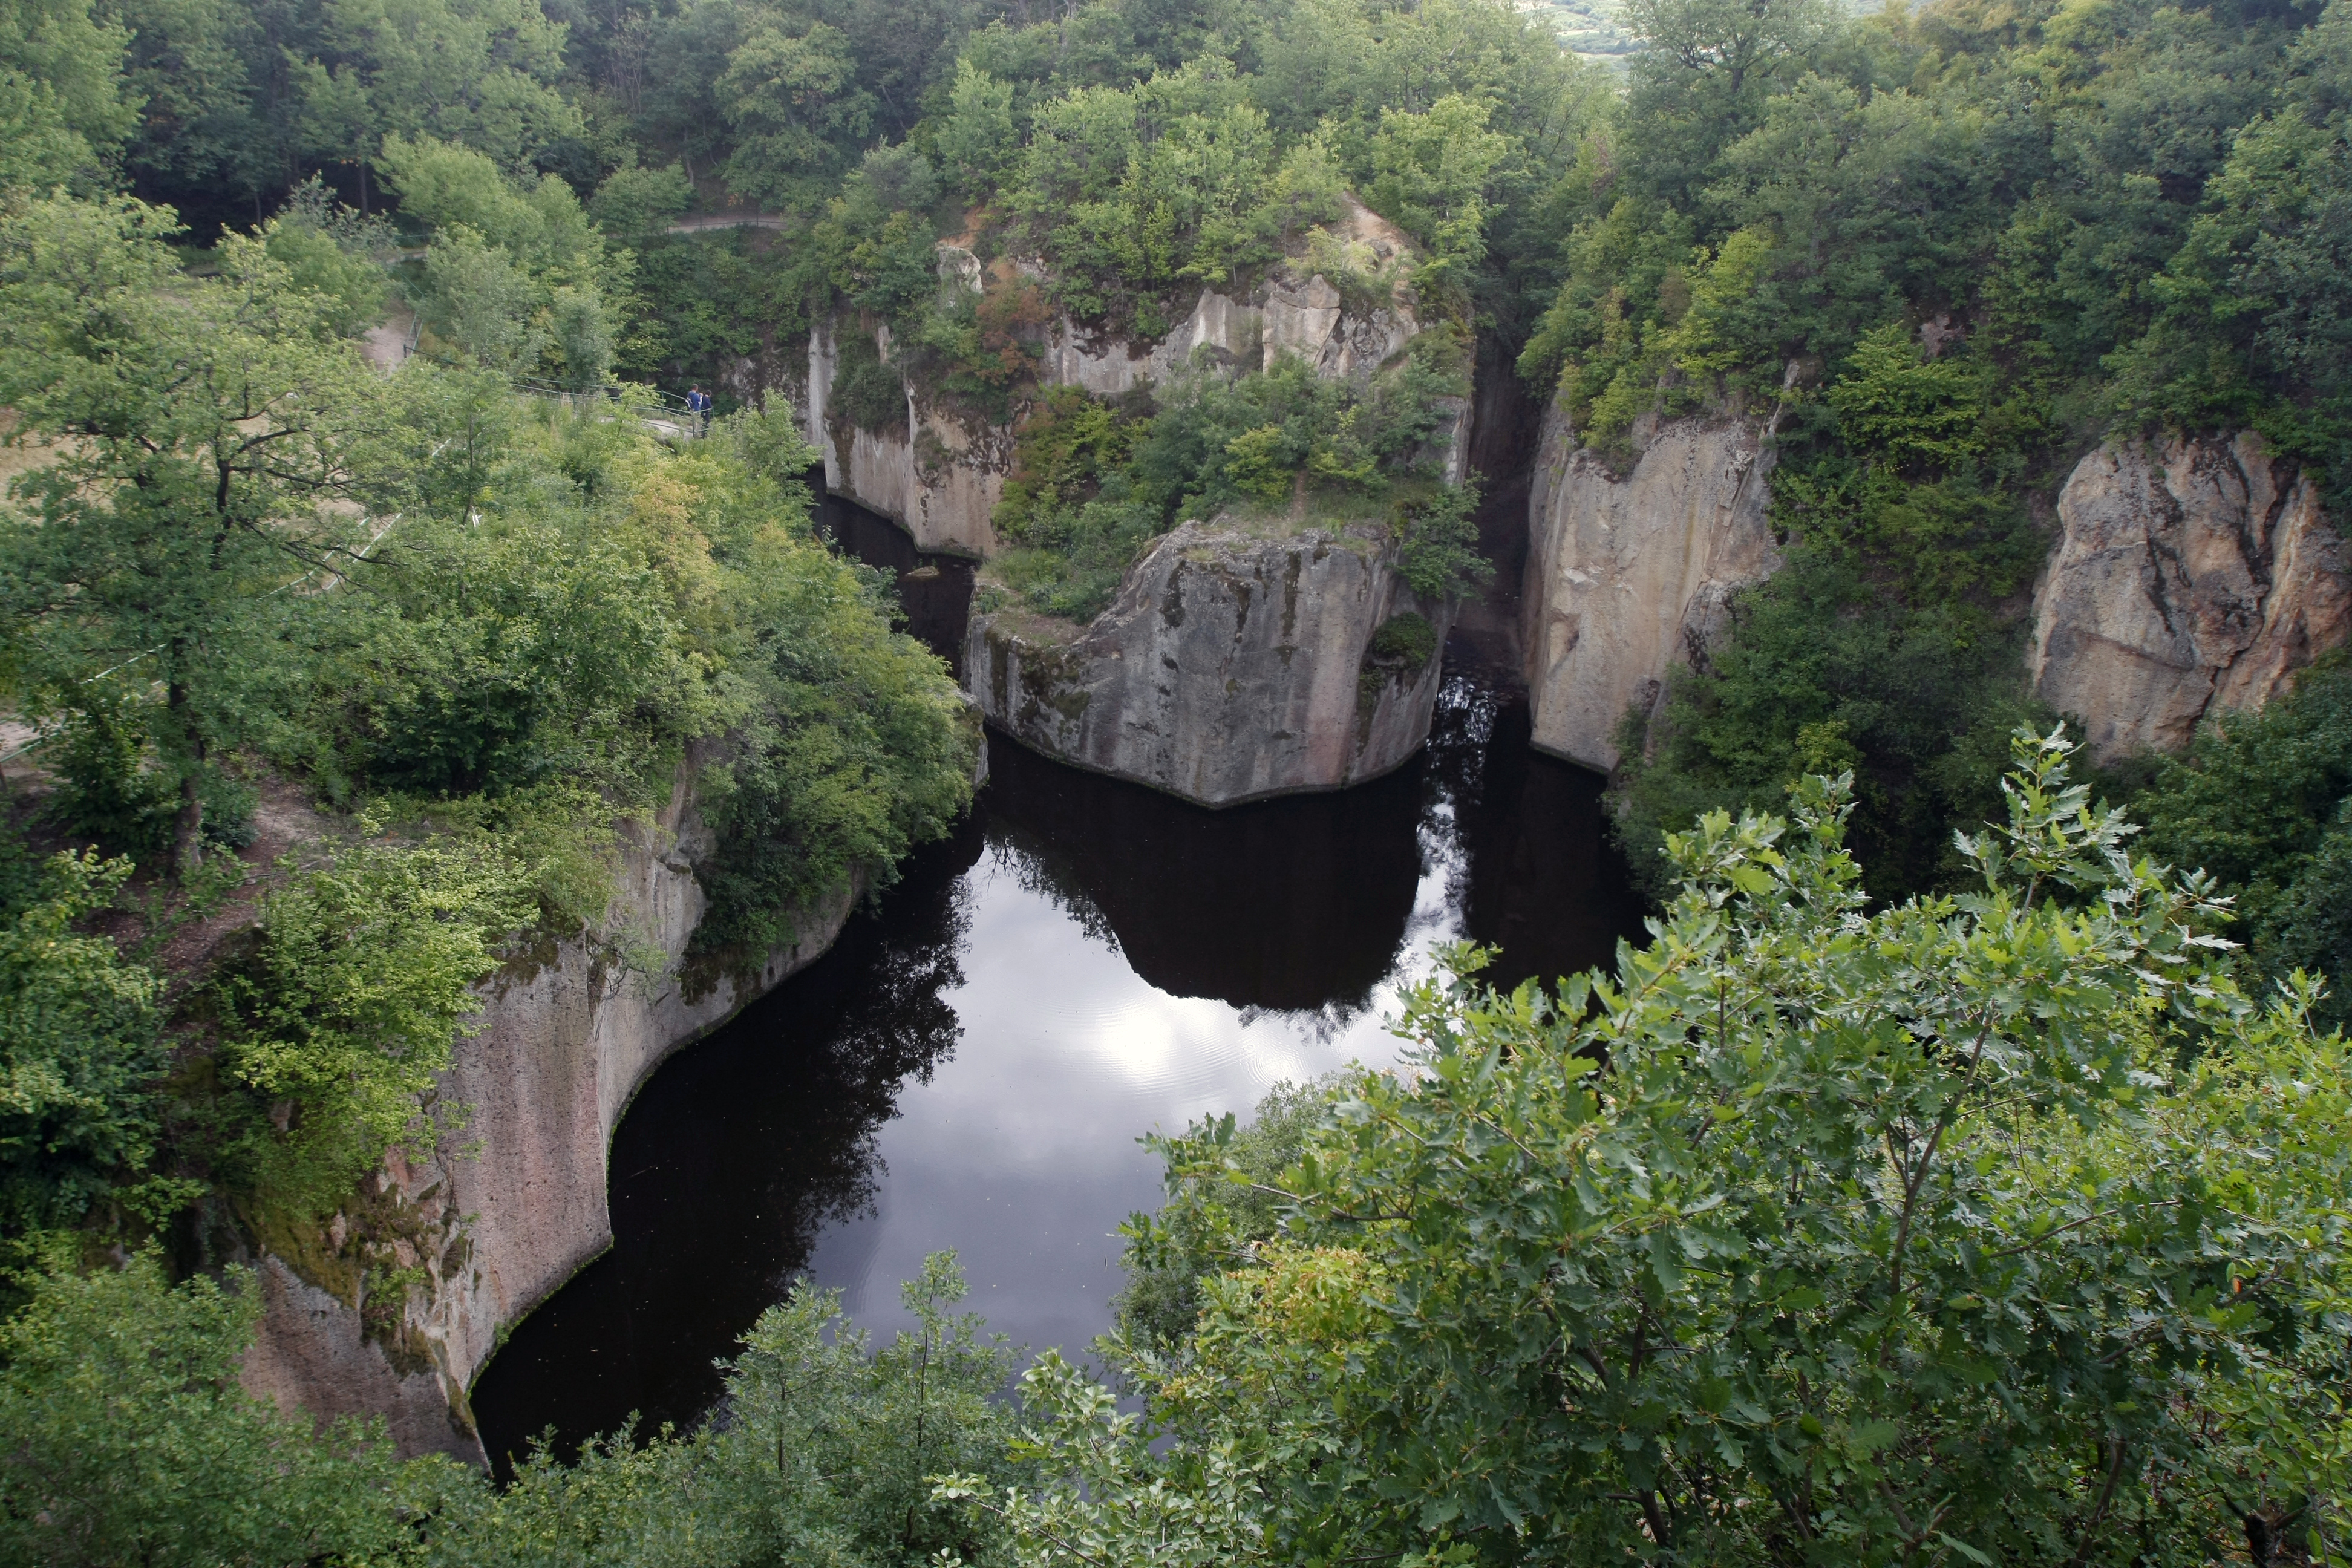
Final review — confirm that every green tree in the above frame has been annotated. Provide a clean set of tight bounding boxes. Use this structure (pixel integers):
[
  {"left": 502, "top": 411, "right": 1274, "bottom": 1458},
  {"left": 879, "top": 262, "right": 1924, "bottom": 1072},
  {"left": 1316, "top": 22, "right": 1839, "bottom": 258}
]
[
  {"left": 0, "top": 0, "right": 136, "bottom": 191},
  {"left": 705, "top": 1253, "right": 1022, "bottom": 1566},
  {"left": 0, "top": 195, "right": 381, "bottom": 871},
  {"left": 289, "top": 0, "right": 580, "bottom": 206},
  {"left": 1361, "top": 93, "right": 1511, "bottom": 299},
  {"left": 0, "top": 1255, "right": 434, "bottom": 1566},
  {"left": 1618, "top": 0, "right": 1838, "bottom": 210},
  {"left": 2137, "top": 656, "right": 2352, "bottom": 1033},
  {"left": 113, "top": 0, "right": 270, "bottom": 210},
  {"left": 589, "top": 151, "right": 693, "bottom": 238},
  {"left": 717, "top": 14, "right": 870, "bottom": 211},
  {"left": 380, "top": 134, "right": 622, "bottom": 384},
  {"left": 935, "top": 57, "right": 1017, "bottom": 197}
]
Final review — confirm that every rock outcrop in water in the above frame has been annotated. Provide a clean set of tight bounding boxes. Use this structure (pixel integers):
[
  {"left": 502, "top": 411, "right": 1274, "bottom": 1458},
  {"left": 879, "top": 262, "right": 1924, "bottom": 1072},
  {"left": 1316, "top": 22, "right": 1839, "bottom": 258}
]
[
  {"left": 2030, "top": 432, "right": 2352, "bottom": 760},
  {"left": 808, "top": 201, "right": 1465, "bottom": 555},
  {"left": 1520, "top": 399, "right": 1781, "bottom": 771},
  {"left": 968, "top": 517, "right": 1451, "bottom": 806},
  {"left": 237, "top": 740, "right": 985, "bottom": 1463}
]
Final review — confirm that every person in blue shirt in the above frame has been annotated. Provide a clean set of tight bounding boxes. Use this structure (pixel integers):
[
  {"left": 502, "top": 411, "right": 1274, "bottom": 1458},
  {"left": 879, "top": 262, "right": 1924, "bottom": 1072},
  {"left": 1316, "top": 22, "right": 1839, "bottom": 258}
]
[{"left": 685, "top": 385, "right": 711, "bottom": 433}]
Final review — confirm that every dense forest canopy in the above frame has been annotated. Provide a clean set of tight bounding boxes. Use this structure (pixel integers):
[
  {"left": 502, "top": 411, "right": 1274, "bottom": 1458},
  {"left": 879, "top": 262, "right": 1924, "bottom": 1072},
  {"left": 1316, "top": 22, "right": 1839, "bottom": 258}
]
[{"left": 1, "top": 0, "right": 2350, "bottom": 1559}]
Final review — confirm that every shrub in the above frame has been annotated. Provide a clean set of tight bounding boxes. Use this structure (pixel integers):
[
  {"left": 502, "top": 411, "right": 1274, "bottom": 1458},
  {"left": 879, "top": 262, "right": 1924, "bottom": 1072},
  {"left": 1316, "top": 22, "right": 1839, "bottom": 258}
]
[
  {"left": 831, "top": 330, "right": 909, "bottom": 437},
  {"left": 0, "top": 1256, "right": 428, "bottom": 1567},
  {"left": 2136, "top": 655, "right": 2352, "bottom": 1031},
  {"left": 0, "top": 851, "right": 163, "bottom": 1239},
  {"left": 209, "top": 840, "right": 535, "bottom": 1220}
]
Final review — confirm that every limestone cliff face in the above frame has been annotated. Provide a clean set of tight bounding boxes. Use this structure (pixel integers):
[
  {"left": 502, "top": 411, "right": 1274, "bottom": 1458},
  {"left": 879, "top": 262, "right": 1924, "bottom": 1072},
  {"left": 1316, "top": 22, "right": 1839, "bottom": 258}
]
[
  {"left": 806, "top": 318, "right": 1008, "bottom": 557},
  {"left": 2031, "top": 432, "right": 2352, "bottom": 760},
  {"left": 240, "top": 763, "right": 873, "bottom": 1464},
  {"left": 811, "top": 201, "right": 1462, "bottom": 553},
  {"left": 1521, "top": 400, "right": 1782, "bottom": 771},
  {"left": 967, "top": 518, "right": 1451, "bottom": 806}
]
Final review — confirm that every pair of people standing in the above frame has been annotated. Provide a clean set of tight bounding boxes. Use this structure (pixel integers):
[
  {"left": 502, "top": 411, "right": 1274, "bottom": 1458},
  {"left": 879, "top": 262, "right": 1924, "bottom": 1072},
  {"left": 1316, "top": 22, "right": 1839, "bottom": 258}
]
[{"left": 685, "top": 385, "right": 711, "bottom": 433}]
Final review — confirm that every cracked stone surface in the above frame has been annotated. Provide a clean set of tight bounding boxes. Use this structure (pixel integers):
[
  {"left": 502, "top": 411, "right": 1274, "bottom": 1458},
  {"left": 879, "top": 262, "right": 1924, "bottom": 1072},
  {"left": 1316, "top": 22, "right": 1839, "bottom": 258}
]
[
  {"left": 1520, "top": 400, "right": 1782, "bottom": 772},
  {"left": 2029, "top": 432, "right": 2350, "bottom": 760},
  {"left": 968, "top": 517, "right": 1452, "bottom": 806}
]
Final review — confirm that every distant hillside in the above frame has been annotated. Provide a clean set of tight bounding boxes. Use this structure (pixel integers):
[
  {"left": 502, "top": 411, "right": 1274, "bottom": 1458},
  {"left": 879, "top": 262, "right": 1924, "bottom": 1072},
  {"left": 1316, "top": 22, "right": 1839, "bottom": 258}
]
[{"left": 1518, "top": 0, "right": 1639, "bottom": 58}]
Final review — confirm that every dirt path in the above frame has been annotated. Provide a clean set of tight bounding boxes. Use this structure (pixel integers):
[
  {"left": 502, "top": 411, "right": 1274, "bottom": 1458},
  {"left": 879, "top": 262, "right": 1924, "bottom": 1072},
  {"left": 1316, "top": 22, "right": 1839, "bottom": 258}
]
[{"left": 665, "top": 214, "right": 789, "bottom": 234}]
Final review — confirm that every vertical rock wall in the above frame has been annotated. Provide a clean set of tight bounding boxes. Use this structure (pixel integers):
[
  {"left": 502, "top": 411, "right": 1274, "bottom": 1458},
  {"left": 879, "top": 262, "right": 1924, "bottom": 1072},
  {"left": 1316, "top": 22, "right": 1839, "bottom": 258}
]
[
  {"left": 2030, "top": 431, "right": 2351, "bottom": 759},
  {"left": 241, "top": 764, "right": 865, "bottom": 1464},
  {"left": 1520, "top": 400, "right": 1782, "bottom": 771},
  {"left": 812, "top": 200, "right": 1455, "bottom": 558},
  {"left": 806, "top": 319, "right": 1008, "bottom": 557},
  {"left": 968, "top": 518, "right": 1451, "bottom": 806}
]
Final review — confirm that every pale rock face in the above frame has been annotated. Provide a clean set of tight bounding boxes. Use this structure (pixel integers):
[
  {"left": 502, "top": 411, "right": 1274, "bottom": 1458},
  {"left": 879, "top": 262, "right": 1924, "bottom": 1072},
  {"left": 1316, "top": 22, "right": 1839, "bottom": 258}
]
[
  {"left": 969, "top": 518, "right": 1451, "bottom": 805},
  {"left": 815, "top": 207, "right": 1454, "bottom": 554},
  {"left": 2030, "top": 432, "right": 2351, "bottom": 759},
  {"left": 241, "top": 763, "right": 867, "bottom": 1464},
  {"left": 1521, "top": 401, "right": 1782, "bottom": 771},
  {"left": 806, "top": 318, "right": 1008, "bottom": 556}
]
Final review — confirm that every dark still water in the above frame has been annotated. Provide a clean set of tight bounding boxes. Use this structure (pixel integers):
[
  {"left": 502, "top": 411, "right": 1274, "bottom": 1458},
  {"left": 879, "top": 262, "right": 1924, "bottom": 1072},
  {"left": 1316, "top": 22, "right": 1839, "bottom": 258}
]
[{"left": 469, "top": 510, "right": 1644, "bottom": 1470}]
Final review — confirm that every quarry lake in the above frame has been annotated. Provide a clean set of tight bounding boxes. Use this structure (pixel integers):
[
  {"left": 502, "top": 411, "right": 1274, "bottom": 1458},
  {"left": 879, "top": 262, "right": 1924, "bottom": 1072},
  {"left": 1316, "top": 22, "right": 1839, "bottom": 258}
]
[{"left": 470, "top": 501, "right": 1644, "bottom": 1468}]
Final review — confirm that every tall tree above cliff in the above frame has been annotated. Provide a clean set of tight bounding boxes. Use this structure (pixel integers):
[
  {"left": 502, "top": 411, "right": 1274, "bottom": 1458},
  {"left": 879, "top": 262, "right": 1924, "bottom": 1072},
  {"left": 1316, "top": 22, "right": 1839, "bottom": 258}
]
[
  {"left": 0, "top": 195, "right": 381, "bottom": 871},
  {"left": 287, "top": 0, "right": 581, "bottom": 207}
]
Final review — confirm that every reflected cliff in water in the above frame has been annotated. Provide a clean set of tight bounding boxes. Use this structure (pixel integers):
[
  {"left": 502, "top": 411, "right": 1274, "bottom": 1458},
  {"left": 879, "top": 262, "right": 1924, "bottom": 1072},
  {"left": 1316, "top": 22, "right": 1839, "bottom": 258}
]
[
  {"left": 815, "top": 493, "right": 973, "bottom": 674},
  {"left": 986, "top": 734, "right": 1425, "bottom": 1013},
  {"left": 471, "top": 505, "right": 1645, "bottom": 1471}
]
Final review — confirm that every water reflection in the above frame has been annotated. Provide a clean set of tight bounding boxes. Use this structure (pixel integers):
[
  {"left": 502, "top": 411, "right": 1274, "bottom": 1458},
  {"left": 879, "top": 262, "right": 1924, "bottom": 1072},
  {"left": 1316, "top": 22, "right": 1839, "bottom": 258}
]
[
  {"left": 470, "top": 510, "right": 1646, "bottom": 1470},
  {"left": 987, "top": 736, "right": 1425, "bottom": 1013},
  {"left": 1428, "top": 677, "right": 1645, "bottom": 997},
  {"left": 815, "top": 494, "right": 973, "bottom": 674}
]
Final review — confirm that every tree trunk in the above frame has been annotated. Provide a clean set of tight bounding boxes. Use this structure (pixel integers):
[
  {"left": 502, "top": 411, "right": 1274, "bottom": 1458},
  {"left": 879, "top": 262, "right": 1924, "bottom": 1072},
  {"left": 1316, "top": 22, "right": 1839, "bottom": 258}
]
[
  {"left": 174, "top": 770, "right": 204, "bottom": 877},
  {"left": 169, "top": 678, "right": 205, "bottom": 877}
]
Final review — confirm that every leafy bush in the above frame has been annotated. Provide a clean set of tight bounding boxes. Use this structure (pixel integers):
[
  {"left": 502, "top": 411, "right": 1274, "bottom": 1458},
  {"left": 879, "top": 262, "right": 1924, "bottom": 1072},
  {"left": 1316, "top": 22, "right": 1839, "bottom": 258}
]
[
  {"left": 831, "top": 328, "right": 909, "bottom": 437},
  {"left": 209, "top": 839, "right": 535, "bottom": 1220},
  {"left": 1609, "top": 320, "right": 2051, "bottom": 904},
  {"left": 691, "top": 544, "right": 976, "bottom": 956},
  {"left": 0, "top": 1256, "right": 428, "bottom": 1568},
  {"left": 1613, "top": 552, "right": 2043, "bottom": 904},
  {"left": 0, "top": 1249, "right": 1025, "bottom": 1568},
  {"left": 988, "top": 347, "right": 1477, "bottom": 622},
  {"left": 1114, "top": 1078, "right": 1338, "bottom": 1351},
  {"left": 0, "top": 851, "right": 163, "bottom": 1240},
  {"left": 1393, "top": 478, "right": 1491, "bottom": 600},
  {"left": 2135, "top": 656, "right": 2352, "bottom": 1031}
]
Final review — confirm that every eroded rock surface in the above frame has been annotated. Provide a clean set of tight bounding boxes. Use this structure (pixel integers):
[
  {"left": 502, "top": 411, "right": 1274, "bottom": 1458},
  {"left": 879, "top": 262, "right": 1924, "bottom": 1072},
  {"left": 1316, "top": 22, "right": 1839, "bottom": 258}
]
[
  {"left": 2031, "top": 431, "right": 2351, "bottom": 760},
  {"left": 969, "top": 518, "right": 1451, "bottom": 805},
  {"left": 807, "top": 319, "right": 1007, "bottom": 557},
  {"left": 812, "top": 200, "right": 1463, "bottom": 552},
  {"left": 241, "top": 763, "right": 869, "bottom": 1465},
  {"left": 1521, "top": 401, "right": 1781, "bottom": 771}
]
